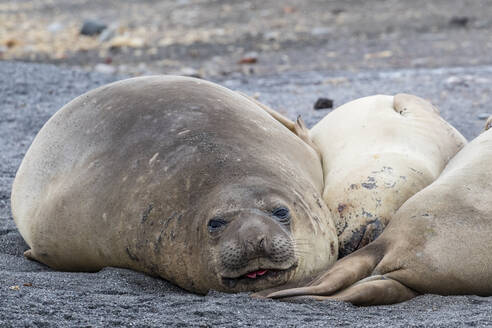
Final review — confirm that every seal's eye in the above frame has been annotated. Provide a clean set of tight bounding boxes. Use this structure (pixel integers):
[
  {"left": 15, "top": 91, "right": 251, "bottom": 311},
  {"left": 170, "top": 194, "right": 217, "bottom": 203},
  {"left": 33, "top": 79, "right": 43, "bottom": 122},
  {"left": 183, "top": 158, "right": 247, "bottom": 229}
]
[
  {"left": 272, "top": 207, "right": 291, "bottom": 224},
  {"left": 207, "top": 218, "right": 227, "bottom": 233}
]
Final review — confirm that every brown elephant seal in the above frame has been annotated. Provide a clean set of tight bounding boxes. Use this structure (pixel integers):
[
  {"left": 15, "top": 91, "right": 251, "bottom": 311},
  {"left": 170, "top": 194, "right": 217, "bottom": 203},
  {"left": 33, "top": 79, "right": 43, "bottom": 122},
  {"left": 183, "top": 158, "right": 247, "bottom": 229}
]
[
  {"left": 11, "top": 76, "right": 338, "bottom": 294},
  {"left": 266, "top": 118, "right": 492, "bottom": 305},
  {"left": 309, "top": 94, "right": 466, "bottom": 257}
]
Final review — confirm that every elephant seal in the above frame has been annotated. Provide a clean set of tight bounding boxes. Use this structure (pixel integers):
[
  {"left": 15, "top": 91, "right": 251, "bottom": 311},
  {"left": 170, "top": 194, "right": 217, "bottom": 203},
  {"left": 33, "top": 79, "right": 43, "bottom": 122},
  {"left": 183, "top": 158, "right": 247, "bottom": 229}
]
[
  {"left": 309, "top": 94, "right": 466, "bottom": 257},
  {"left": 266, "top": 118, "right": 492, "bottom": 305},
  {"left": 11, "top": 76, "right": 338, "bottom": 294}
]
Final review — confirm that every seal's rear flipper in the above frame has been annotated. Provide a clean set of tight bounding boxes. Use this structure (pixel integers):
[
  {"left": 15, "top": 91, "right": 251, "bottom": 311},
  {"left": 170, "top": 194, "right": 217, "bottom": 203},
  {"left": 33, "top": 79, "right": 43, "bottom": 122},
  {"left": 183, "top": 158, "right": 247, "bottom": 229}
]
[
  {"left": 24, "top": 249, "right": 37, "bottom": 261},
  {"left": 294, "top": 116, "right": 322, "bottom": 159},
  {"left": 393, "top": 93, "right": 466, "bottom": 149},
  {"left": 393, "top": 93, "right": 440, "bottom": 117},
  {"left": 485, "top": 116, "right": 492, "bottom": 131},
  {"left": 236, "top": 91, "right": 297, "bottom": 131},
  {"left": 24, "top": 249, "right": 43, "bottom": 264},
  {"left": 237, "top": 91, "right": 321, "bottom": 158}
]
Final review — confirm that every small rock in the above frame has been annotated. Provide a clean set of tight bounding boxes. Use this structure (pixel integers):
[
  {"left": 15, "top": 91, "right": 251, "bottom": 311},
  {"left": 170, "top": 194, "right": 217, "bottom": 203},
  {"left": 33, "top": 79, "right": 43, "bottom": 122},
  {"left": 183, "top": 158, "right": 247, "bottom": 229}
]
[
  {"left": 178, "top": 67, "right": 202, "bottom": 78},
  {"left": 47, "top": 22, "right": 64, "bottom": 33},
  {"left": 478, "top": 113, "right": 491, "bottom": 120},
  {"left": 332, "top": 8, "right": 345, "bottom": 15},
  {"left": 238, "top": 52, "right": 258, "bottom": 64},
  {"left": 313, "top": 98, "right": 334, "bottom": 110},
  {"left": 80, "top": 19, "right": 107, "bottom": 36},
  {"left": 283, "top": 6, "right": 295, "bottom": 14},
  {"left": 94, "top": 63, "right": 116, "bottom": 74},
  {"left": 4, "top": 38, "right": 19, "bottom": 48},
  {"left": 109, "top": 36, "right": 145, "bottom": 49},
  {"left": 118, "top": 64, "right": 128, "bottom": 73},
  {"left": 311, "top": 27, "right": 332, "bottom": 36},
  {"left": 445, "top": 76, "right": 461, "bottom": 84},
  {"left": 364, "top": 50, "right": 393, "bottom": 60},
  {"left": 99, "top": 25, "right": 117, "bottom": 42},
  {"left": 445, "top": 76, "right": 468, "bottom": 87},
  {"left": 323, "top": 77, "right": 349, "bottom": 86},
  {"left": 147, "top": 47, "right": 158, "bottom": 56},
  {"left": 264, "top": 31, "right": 279, "bottom": 41},
  {"left": 449, "top": 16, "right": 469, "bottom": 27},
  {"left": 137, "top": 62, "right": 149, "bottom": 74},
  {"left": 238, "top": 57, "right": 257, "bottom": 64}
]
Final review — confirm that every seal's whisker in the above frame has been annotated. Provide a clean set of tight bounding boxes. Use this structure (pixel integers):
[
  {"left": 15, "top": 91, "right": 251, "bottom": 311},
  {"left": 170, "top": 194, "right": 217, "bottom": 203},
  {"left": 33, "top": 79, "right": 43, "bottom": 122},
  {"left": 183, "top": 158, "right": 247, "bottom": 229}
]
[
  {"left": 292, "top": 241, "right": 311, "bottom": 246},
  {"left": 292, "top": 239, "right": 311, "bottom": 247},
  {"left": 292, "top": 245, "right": 310, "bottom": 252}
]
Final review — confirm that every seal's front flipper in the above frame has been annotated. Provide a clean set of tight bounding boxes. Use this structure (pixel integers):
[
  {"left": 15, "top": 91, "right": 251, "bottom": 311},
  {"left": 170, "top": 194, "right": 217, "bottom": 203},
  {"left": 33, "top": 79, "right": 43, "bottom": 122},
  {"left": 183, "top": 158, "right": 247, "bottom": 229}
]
[{"left": 24, "top": 249, "right": 39, "bottom": 262}]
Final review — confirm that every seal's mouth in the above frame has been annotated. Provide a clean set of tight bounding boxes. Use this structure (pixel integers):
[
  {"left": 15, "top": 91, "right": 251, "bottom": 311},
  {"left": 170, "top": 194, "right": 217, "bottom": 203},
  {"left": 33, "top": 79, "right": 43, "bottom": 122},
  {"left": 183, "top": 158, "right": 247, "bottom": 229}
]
[
  {"left": 244, "top": 269, "right": 268, "bottom": 279},
  {"left": 221, "top": 264, "right": 296, "bottom": 289}
]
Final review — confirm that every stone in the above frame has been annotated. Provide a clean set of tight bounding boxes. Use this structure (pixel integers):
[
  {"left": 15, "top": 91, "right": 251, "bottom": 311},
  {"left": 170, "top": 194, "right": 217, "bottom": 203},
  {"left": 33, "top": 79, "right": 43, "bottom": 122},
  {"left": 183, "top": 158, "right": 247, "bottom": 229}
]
[
  {"left": 94, "top": 63, "right": 116, "bottom": 74},
  {"left": 47, "top": 22, "right": 64, "bottom": 33},
  {"left": 99, "top": 25, "right": 117, "bottom": 42},
  {"left": 449, "top": 16, "right": 469, "bottom": 27},
  {"left": 313, "top": 97, "right": 334, "bottom": 110},
  {"left": 80, "top": 20, "right": 107, "bottom": 36}
]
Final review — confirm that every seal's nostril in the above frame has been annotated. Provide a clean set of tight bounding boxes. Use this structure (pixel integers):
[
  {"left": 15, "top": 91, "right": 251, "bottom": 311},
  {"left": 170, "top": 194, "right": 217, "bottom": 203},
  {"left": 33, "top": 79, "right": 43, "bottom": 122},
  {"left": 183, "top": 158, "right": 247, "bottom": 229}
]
[{"left": 258, "top": 237, "right": 265, "bottom": 251}]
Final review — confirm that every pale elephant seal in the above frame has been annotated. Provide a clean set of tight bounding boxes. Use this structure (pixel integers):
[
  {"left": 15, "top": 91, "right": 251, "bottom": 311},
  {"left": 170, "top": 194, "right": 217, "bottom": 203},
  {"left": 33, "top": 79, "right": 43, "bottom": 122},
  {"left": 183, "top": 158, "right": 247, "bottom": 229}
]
[
  {"left": 267, "top": 118, "right": 492, "bottom": 305},
  {"left": 309, "top": 94, "right": 466, "bottom": 257},
  {"left": 11, "top": 76, "right": 338, "bottom": 294}
]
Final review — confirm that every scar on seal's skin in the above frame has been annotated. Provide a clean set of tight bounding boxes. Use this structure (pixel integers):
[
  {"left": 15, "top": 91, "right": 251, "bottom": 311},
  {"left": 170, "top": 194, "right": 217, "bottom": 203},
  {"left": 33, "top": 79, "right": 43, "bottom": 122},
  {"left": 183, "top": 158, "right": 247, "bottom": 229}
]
[
  {"left": 126, "top": 247, "right": 140, "bottom": 262},
  {"left": 141, "top": 204, "right": 153, "bottom": 223},
  {"left": 361, "top": 182, "right": 377, "bottom": 189},
  {"left": 330, "top": 242, "right": 335, "bottom": 256},
  {"left": 337, "top": 203, "right": 347, "bottom": 215}
]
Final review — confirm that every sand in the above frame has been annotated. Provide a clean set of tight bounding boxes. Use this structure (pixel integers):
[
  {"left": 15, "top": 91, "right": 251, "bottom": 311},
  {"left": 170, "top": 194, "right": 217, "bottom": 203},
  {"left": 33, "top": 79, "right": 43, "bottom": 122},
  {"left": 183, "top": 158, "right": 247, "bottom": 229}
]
[{"left": 1, "top": 61, "right": 492, "bottom": 327}]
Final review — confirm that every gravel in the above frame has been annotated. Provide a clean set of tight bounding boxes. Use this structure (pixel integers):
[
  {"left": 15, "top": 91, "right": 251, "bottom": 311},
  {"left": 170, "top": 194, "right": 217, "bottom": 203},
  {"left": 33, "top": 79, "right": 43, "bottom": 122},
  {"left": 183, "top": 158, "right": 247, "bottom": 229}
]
[
  {"left": 3, "top": 0, "right": 492, "bottom": 78},
  {"left": 1, "top": 61, "right": 492, "bottom": 327}
]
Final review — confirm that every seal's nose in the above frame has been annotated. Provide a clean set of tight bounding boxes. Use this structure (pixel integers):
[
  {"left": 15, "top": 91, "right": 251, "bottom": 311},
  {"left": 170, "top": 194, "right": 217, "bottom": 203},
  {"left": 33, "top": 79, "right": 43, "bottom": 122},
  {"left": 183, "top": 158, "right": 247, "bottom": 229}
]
[
  {"left": 244, "top": 234, "right": 266, "bottom": 255},
  {"left": 237, "top": 215, "right": 282, "bottom": 256},
  {"left": 219, "top": 212, "right": 295, "bottom": 273}
]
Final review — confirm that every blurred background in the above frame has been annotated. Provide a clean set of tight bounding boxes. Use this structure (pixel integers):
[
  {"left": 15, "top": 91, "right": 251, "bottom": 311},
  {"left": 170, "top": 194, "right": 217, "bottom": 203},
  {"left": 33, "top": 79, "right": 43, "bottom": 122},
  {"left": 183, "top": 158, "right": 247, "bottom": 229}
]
[{"left": 1, "top": 0, "right": 491, "bottom": 79}]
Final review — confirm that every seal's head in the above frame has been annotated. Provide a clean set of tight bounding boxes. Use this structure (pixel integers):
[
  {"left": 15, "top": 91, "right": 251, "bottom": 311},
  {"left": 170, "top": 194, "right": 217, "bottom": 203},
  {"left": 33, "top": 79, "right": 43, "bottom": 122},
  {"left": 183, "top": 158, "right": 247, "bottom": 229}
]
[
  {"left": 198, "top": 176, "right": 331, "bottom": 292},
  {"left": 179, "top": 173, "right": 337, "bottom": 294}
]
